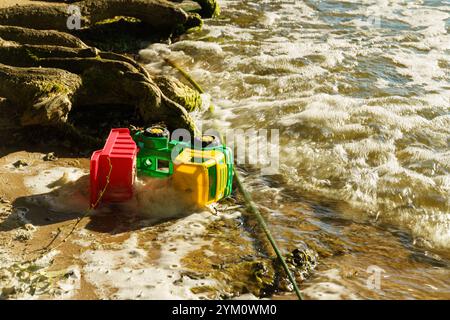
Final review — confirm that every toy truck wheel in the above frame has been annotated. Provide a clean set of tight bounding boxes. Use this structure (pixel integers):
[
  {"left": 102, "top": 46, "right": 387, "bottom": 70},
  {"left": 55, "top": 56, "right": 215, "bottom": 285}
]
[{"left": 143, "top": 125, "right": 170, "bottom": 138}]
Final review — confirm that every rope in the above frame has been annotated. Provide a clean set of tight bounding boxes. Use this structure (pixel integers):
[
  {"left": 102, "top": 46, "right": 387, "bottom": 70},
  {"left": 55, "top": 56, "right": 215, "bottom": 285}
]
[
  {"left": 48, "top": 157, "right": 113, "bottom": 252},
  {"left": 165, "top": 58, "right": 304, "bottom": 300}
]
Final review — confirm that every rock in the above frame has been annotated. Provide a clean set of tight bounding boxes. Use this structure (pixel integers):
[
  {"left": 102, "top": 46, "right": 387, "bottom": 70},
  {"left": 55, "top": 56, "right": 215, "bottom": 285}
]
[
  {"left": 0, "top": 0, "right": 188, "bottom": 32},
  {"left": 0, "top": 25, "right": 88, "bottom": 48},
  {"left": 0, "top": 0, "right": 215, "bottom": 141},
  {"left": 1, "top": 286, "right": 16, "bottom": 298},
  {"left": 194, "top": 0, "right": 220, "bottom": 18},
  {"left": 217, "top": 260, "right": 276, "bottom": 297},
  {"left": 12, "top": 160, "right": 28, "bottom": 168},
  {"left": 285, "top": 247, "right": 318, "bottom": 281},
  {"left": 0, "top": 196, "right": 10, "bottom": 204},
  {"left": 0, "top": 269, "right": 12, "bottom": 281},
  {"left": 0, "top": 207, "right": 11, "bottom": 218},
  {"left": 24, "top": 223, "right": 37, "bottom": 232},
  {"left": 0, "top": 51, "right": 197, "bottom": 133},
  {"left": 43, "top": 152, "right": 58, "bottom": 161},
  {"left": 185, "top": 13, "right": 203, "bottom": 32},
  {"left": 155, "top": 75, "right": 203, "bottom": 112},
  {"left": 67, "top": 160, "right": 80, "bottom": 167},
  {"left": 14, "top": 229, "right": 33, "bottom": 242}
]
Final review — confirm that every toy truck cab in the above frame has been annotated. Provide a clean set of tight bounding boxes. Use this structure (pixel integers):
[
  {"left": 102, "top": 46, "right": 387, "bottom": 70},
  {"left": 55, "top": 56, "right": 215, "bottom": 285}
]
[
  {"left": 173, "top": 148, "right": 228, "bottom": 206},
  {"left": 133, "top": 126, "right": 189, "bottom": 178},
  {"left": 195, "top": 135, "right": 234, "bottom": 198}
]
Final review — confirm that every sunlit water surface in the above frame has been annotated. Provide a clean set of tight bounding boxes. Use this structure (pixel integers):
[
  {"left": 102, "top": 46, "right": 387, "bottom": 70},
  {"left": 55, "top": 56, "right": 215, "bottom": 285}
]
[{"left": 140, "top": 0, "right": 450, "bottom": 299}]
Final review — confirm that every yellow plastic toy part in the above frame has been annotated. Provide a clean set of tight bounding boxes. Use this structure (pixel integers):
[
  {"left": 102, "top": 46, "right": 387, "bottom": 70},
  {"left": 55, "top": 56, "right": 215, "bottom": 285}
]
[{"left": 172, "top": 148, "right": 228, "bottom": 206}]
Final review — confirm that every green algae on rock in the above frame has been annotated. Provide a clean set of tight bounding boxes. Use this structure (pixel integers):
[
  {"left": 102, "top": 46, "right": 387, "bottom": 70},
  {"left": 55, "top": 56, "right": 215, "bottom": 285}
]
[
  {"left": 193, "top": 0, "right": 221, "bottom": 18},
  {"left": 155, "top": 75, "right": 203, "bottom": 112},
  {"left": 0, "top": 0, "right": 214, "bottom": 142}
]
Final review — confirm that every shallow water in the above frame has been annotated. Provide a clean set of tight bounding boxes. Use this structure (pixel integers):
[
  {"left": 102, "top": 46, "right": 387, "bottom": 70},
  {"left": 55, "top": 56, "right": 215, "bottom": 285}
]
[{"left": 139, "top": 0, "right": 450, "bottom": 299}]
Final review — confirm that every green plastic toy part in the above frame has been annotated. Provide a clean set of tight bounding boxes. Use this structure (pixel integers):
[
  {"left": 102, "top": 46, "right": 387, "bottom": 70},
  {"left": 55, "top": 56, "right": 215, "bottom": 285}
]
[
  {"left": 133, "top": 126, "right": 234, "bottom": 199},
  {"left": 134, "top": 126, "right": 181, "bottom": 178}
]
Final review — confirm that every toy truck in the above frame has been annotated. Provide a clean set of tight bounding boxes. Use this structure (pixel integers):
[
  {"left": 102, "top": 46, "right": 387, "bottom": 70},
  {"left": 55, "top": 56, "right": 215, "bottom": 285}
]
[
  {"left": 89, "top": 126, "right": 234, "bottom": 208},
  {"left": 133, "top": 126, "right": 234, "bottom": 204}
]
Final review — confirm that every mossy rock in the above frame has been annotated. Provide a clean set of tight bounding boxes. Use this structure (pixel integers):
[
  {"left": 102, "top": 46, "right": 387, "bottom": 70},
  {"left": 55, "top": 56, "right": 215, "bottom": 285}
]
[
  {"left": 195, "top": 0, "right": 221, "bottom": 18},
  {"left": 155, "top": 75, "right": 203, "bottom": 112},
  {"left": 219, "top": 260, "right": 276, "bottom": 297}
]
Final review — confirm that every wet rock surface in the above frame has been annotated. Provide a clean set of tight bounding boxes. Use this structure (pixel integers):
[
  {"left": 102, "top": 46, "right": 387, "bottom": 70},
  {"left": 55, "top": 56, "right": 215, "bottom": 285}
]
[{"left": 0, "top": 0, "right": 220, "bottom": 144}]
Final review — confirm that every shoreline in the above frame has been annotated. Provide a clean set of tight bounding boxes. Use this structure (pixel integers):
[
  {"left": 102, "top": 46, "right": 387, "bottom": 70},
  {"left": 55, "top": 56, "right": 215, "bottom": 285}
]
[{"left": 1, "top": 0, "right": 449, "bottom": 300}]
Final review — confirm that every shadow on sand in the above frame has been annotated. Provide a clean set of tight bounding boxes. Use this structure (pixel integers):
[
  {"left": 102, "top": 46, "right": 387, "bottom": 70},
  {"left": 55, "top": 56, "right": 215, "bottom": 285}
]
[{"left": 1, "top": 173, "right": 201, "bottom": 235}]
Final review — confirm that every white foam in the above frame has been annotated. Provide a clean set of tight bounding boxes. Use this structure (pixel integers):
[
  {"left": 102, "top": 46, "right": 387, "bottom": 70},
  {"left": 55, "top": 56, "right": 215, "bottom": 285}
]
[
  {"left": 24, "top": 166, "right": 88, "bottom": 195},
  {"left": 171, "top": 40, "right": 223, "bottom": 56},
  {"left": 81, "top": 212, "right": 219, "bottom": 300},
  {"left": 23, "top": 166, "right": 90, "bottom": 213},
  {"left": 302, "top": 269, "right": 359, "bottom": 300},
  {"left": 136, "top": 0, "right": 450, "bottom": 250}
]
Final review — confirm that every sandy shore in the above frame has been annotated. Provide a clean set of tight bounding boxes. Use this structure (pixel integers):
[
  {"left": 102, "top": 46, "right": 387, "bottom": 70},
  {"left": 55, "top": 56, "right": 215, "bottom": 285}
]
[{"left": 0, "top": 147, "right": 269, "bottom": 299}]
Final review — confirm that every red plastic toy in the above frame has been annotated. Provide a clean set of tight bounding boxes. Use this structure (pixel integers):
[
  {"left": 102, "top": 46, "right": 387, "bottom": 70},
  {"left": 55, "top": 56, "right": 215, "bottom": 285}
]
[{"left": 90, "top": 128, "right": 138, "bottom": 208}]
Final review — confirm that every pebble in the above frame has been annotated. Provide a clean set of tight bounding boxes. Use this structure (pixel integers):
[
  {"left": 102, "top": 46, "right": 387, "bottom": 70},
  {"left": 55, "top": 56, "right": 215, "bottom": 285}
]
[
  {"left": 24, "top": 223, "right": 36, "bottom": 232},
  {"left": 12, "top": 160, "right": 28, "bottom": 168},
  {"left": 0, "top": 269, "right": 12, "bottom": 280},
  {"left": 67, "top": 160, "right": 80, "bottom": 167},
  {"left": 43, "top": 152, "right": 58, "bottom": 162},
  {"left": 0, "top": 196, "right": 10, "bottom": 204},
  {"left": 14, "top": 229, "right": 33, "bottom": 241},
  {"left": 1, "top": 287, "right": 16, "bottom": 297}
]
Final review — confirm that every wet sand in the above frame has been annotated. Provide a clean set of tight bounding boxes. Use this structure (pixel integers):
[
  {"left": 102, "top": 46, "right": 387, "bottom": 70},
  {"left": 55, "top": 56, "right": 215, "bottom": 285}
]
[{"left": 0, "top": 150, "right": 275, "bottom": 300}]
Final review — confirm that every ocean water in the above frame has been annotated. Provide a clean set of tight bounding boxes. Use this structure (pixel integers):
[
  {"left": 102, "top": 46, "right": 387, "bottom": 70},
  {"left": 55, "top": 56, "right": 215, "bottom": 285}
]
[{"left": 139, "top": 0, "right": 450, "bottom": 299}]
